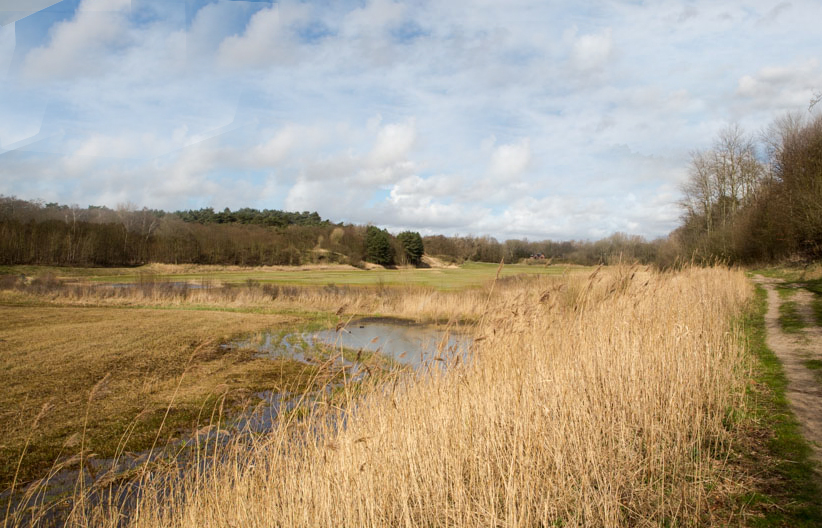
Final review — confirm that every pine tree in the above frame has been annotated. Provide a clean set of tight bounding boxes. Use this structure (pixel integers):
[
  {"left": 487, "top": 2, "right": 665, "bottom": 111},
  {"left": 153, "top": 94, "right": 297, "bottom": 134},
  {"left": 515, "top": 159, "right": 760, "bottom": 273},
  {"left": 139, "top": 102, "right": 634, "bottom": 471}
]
[
  {"left": 397, "top": 231, "right": 424, "bottom": 265},
  {"left": 365, "top": 226, "right": 394, "bottom": 265}
]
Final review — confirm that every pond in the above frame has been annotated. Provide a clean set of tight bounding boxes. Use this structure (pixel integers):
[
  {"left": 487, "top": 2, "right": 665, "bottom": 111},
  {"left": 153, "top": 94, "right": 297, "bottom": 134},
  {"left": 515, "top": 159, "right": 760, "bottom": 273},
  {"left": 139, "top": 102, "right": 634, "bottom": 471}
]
[
  {"left": 231, "top": 318, "right": 472, "bottom": 433},
  {"left": 232, "top": 317, "right": 472, "bottom": 370}
]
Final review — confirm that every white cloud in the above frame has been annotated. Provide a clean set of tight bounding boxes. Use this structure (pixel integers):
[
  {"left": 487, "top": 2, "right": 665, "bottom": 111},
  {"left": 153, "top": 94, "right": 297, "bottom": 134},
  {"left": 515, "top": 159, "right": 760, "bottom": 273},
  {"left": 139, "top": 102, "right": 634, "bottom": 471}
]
[
  {"left": 0, "top": 23, "right": 14, "bottom": 80},
  {"left": 4, "top": 0, "right": 822, "bottom": 240},
  {"left": 367, "top": 120, "right": 417, "bottom": 166},
  {"left": 342, "top": 0, "right": 406, "bottom": 37},
  {"left": 736, "top": 59, "right": 822, "bottom": 111},
  {"left": 21, "top": 0, "right": 131, "bottom": 80},
  {"left": 216, "top": 3, "right": 314, "bottom": 69},
  {"left": 757, "top": 1, "right": 792, "bottom": 26},
  {"left": 250, "top": 127, "right": 296, "bottom": 167},
  {"left": 489, "top": 139, "right": 531, "bottom": 180},
  {"left": 282, "top": 119, "right": 420, "bottom": 215},
  {"left": 570, "top": 28, "right": 613, "bottom": 72}
]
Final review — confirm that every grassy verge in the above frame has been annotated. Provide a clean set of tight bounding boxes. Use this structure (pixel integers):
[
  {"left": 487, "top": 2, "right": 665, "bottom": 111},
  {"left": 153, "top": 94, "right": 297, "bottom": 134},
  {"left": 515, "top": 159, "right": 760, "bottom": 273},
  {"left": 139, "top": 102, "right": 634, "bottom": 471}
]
[
  {"left": 801, "top": 278, "right": 822, "bottom": 327},
  {"left": 803, "top": 359, "right": 822, "bottom": 385},
  {"left": 738, "top": 285, "right": 821, "bottom": 526}
]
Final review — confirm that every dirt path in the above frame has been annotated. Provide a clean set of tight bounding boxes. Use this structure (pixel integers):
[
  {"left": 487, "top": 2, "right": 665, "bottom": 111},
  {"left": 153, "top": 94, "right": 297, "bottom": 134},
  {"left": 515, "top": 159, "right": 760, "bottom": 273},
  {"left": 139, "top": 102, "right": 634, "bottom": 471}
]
[{"left": 752, "top": 275, "right": 822, "bottom": 475}]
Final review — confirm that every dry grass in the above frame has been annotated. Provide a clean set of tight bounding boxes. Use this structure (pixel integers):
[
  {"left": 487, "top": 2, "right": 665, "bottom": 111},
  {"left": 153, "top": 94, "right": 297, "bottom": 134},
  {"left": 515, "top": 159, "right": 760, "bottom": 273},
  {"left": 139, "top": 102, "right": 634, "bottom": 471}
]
[
  {"left": 0, "top": 275, "right": 538, "bottom": 323},
  {"left": 43, "top": 266, "right": 755, "bottom": 527},
  {"left": 0, "top": 306, "right": 322, "bottom": 490}
]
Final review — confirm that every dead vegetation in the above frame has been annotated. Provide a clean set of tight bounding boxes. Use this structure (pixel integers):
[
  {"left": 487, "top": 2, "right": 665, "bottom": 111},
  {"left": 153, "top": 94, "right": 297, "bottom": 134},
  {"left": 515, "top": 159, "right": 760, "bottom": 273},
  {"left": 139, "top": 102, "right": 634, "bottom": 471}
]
[
  {"left": 0, "top": 306, "right": 318, "bottom": 492},
  {"left": 0, "top": 272, "right": 540, "bottom": 324},
  {"left": 1, "top": 265, "right": 759, "bottom": 527}
]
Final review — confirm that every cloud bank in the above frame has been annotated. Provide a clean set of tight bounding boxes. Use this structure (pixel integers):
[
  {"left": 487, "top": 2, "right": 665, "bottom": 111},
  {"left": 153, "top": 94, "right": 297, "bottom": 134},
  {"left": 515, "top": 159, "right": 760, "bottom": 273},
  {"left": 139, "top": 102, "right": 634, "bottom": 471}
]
[{"left": 1, "top": 0, "right": 821, "bottom": 240}]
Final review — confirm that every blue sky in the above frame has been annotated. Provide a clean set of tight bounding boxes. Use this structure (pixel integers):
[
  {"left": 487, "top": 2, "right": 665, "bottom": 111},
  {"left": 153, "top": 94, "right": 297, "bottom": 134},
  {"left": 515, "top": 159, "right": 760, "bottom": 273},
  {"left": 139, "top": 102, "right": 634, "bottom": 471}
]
[{"left": 1, "top": 0, "right": 821, "bottom": 240}]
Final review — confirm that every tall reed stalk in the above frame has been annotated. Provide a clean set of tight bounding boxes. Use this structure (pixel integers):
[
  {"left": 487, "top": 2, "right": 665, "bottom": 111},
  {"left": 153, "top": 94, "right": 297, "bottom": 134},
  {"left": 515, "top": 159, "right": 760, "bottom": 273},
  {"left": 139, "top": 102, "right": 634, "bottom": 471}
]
[{"left": 17, "top": 266, "right": 754, "bottom": 527}]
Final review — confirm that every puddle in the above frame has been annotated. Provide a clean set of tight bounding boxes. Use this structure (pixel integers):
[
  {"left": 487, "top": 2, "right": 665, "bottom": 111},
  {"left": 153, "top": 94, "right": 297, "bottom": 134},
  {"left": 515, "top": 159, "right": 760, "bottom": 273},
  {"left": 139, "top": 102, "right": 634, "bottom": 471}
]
[
  {"left": 226, "top": 318, "right": 472, "bottom": 433},
  {"left": 311, "top": 319, "right": 469, "bottom": 369},
  {"left": 101, "top": 281, "right": 208, "bottom": 289},
  {"left": 232, "top": 318, "right": 471, "bottom": 370}
]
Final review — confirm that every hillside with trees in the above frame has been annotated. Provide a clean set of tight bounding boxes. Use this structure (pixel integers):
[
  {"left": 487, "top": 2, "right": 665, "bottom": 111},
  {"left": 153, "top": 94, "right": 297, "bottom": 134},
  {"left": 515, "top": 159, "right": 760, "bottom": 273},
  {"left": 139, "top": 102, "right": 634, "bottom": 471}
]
[
  {"left": 0, "top": 196, "right": 667, "bottom": 268},
  {"left": 0, "top": 200, "right": 355, "bottom": 267}
]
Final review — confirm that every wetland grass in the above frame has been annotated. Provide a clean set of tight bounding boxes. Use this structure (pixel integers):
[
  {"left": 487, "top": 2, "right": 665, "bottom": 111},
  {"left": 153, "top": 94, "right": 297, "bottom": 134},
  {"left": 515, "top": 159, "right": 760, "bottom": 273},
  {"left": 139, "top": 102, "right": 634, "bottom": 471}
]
[
  {"left": 6, "top": 265, "right": 760, "bottom": 527},
  {"left": 0, "top": 306, "right": 319, "bottom": 491},
  {"left": 0, "top": 271, "right": 537, "bottom": 324}
]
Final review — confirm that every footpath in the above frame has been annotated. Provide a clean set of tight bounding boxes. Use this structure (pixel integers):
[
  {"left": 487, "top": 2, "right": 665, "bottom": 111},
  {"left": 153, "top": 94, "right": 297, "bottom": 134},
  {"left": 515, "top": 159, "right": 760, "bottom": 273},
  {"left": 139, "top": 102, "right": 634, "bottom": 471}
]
[{"left": 752, "top": 275, "right": 822, "bottom": 478}]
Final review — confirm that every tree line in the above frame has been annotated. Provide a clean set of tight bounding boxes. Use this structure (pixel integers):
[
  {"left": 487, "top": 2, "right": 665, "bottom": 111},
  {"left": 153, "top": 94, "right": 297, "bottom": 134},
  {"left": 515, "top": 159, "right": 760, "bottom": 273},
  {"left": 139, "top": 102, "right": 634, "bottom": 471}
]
[
  {"left": 0, "top": 198, "right": 435, "bottom": 267},
  {"left": 0, "top": 196, "right": 669, "bottom": 268},
  {"left": 422, "top": 232, "right": 667, "bottom": 266},
  {"left": 175, "top": 207, "right": 326, "bottom": 227},
  {"left": 675, "top": 111, "right": 822, "bottom": 263}
]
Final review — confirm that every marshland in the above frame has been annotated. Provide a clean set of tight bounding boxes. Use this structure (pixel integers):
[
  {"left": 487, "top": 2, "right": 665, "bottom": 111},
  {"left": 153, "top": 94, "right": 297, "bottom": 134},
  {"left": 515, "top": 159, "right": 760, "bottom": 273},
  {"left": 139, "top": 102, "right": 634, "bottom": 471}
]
[
  {"left": 3, "top": 2, "right": 822, "bottom": 526},
  {"left": 2, "top": 259, "right": 820, "bottom": 527}
]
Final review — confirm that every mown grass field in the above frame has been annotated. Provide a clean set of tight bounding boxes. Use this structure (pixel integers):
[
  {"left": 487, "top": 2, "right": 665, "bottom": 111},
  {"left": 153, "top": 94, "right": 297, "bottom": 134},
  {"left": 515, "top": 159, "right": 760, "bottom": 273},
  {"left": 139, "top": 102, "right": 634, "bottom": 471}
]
[{"left": 0, "top": 261, "right": 582, "bottom": 290}]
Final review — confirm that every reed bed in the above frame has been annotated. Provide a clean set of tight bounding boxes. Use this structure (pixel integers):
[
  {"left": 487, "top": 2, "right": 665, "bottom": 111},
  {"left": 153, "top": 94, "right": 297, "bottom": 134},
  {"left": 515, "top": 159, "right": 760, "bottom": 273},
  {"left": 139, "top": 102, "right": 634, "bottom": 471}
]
[
  {"left": 35, "top": 265, "right": 751, "bottom": 527},
  {"left": 1, "top": 274, "right": 545, "bottom": 323}
]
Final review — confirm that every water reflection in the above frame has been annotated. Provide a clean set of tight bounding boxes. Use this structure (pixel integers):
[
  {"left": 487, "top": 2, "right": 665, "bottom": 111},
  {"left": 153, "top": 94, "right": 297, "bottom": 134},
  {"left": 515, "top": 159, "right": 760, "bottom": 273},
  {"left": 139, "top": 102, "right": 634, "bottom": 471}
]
[{"left": 232, "top": 318, "right": 471, "bottom": 370}]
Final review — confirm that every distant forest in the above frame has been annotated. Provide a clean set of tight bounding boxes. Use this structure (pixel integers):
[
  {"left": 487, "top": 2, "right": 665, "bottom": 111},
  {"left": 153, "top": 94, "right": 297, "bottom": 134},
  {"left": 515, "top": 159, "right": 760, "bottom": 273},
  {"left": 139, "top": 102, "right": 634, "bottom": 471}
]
[
  {"left": 0, "top": 197, "right": 667, "bottom": 268},
  {"left": 1, "top": 110, "right": 819, "bottom": 269}
]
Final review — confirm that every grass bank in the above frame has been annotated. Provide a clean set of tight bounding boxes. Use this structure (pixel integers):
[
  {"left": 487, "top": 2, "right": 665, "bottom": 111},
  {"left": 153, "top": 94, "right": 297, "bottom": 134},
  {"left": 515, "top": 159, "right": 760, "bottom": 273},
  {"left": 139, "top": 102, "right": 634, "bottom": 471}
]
[
  {"left": 0, "top": 261, "right": 587, "bottom": 290},
  {"left": 0, "top": 270, "right": 557, "bottom": 324}
]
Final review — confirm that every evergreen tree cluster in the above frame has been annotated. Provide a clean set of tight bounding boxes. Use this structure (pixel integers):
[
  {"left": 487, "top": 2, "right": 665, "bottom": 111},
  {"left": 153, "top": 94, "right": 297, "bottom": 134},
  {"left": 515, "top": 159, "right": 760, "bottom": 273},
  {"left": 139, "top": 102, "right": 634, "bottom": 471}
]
[
  {"left": 175, "top": 207, "right": 326, "bottom": 227},
  {"left": 364, "top": 226, "right": 394, "bottom": 266},
  {"left": 397, "top": 231, "right": 424, "bottom": 265}
]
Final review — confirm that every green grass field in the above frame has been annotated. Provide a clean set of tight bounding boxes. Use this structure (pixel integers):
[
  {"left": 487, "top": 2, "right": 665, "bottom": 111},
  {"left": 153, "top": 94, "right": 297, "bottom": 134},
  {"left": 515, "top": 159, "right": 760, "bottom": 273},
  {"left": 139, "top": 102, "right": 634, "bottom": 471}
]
[{"left": 1, "top": 262, "right": 585, "bottom": 290}]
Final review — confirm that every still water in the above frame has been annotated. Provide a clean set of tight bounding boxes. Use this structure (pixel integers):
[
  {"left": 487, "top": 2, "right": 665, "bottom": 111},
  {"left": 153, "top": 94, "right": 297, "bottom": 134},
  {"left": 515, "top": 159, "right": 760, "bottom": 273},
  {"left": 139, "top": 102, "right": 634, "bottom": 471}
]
[{"left": 233, "top": 317, "right": 471, "bottom": 370}]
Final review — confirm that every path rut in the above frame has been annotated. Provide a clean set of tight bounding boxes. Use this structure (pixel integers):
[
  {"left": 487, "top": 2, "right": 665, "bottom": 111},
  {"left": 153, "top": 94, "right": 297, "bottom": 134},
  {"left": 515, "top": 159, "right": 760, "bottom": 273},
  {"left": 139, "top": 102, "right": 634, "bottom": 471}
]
[{"left": 752, "top": 275, "right": 822, "bottom": 477}]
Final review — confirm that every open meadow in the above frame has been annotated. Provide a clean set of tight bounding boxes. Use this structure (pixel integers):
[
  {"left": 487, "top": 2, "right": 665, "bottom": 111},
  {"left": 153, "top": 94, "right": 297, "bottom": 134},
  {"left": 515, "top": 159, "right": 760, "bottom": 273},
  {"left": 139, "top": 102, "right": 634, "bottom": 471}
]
[
  {"left": 1, "top": 263, "right": 818, "bottom": 526},
  {"left": 0, "top": 261, "right": 578, "bottom": 290},
  {"left": 0, "top": 264, "right": 588, "bottom": 500},
  {"left": 4, "top": 1, "right": 822, "bottom": 525}
]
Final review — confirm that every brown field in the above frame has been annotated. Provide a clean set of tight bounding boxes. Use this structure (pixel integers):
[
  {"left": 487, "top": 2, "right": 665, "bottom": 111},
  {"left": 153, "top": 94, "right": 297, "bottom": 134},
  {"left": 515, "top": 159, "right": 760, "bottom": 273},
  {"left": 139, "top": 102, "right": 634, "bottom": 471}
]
[
  {"left": 0, "top": 306, "right": 322, "bottom": 490},
  {"left": 9, "top": 265, "right": 758, "bottom": 527}
]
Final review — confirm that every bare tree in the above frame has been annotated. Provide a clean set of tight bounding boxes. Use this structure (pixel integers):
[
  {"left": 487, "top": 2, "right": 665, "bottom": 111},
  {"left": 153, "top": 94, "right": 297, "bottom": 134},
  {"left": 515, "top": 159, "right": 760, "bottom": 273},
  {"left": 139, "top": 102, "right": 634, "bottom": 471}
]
[
  {"left": 810, "top": 89, "right": 821, "bottom": 112},
  {"left": 679, "top": 124, "right": 766, "bottom": 258},
  {"left": 680, "top": 150, "right": 717, "bottom": 235}
]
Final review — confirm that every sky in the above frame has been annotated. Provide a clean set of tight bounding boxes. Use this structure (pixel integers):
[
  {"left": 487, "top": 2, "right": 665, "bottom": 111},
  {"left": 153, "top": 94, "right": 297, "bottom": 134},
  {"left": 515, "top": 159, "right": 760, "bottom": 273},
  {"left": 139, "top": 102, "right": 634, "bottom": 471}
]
[{"left": 1, "top": 0, "right": 821, "bottom": 241}]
